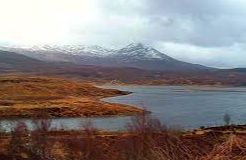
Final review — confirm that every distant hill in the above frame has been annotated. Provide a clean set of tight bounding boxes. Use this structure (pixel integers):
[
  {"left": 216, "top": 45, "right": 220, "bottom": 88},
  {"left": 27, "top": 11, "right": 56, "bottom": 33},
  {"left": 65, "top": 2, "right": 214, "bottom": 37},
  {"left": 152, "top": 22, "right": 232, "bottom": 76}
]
[
  {"left": 0, "top": 50, "right": 46, "bottom": 72},
  {"left": 3, "top": 43, "right": 212, "bottom": 72},
  {"left": 106, "top": 43, "right": 211, "bottom": 72},
  {"left": 0, "top": 49, "right": 246, "bottom": 86}
]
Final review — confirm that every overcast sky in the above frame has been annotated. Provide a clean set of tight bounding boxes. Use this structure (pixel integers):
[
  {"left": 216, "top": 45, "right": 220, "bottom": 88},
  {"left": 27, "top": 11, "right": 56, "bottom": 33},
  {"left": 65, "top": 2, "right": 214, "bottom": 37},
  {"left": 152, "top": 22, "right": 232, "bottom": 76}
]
[{"left": 0, "top": 0, "right": 246, "bottom": 68}]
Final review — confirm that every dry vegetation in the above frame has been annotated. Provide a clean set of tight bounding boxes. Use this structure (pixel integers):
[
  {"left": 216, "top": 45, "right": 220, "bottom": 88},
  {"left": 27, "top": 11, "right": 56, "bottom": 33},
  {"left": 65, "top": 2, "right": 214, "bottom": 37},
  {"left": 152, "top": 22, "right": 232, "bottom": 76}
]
[
  {"left": 0, "top": 114, "right": 246, "bottom": 160},
  {"left": 0, "top": 75, "right": 143, "bottom": 118}
]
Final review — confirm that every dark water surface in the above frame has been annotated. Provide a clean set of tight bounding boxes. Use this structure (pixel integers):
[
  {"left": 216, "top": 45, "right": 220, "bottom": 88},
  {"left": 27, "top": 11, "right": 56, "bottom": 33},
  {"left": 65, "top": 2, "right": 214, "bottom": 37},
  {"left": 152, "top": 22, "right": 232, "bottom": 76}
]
[
  {"left": 103, "top": 85, "right": 246, "bottom": 129},
  {"left": 1, "top": 86, "right": 246, "bottom": 131}
]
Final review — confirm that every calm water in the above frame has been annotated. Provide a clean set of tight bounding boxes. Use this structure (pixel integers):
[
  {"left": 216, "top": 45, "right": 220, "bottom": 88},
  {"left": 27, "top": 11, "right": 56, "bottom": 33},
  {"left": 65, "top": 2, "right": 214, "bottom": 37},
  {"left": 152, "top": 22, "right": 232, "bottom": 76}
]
[
  {"left": 103, "top": 85, "right": 246, "bottom": 129},
  {"left": 1, "top": 86, "right": 246, "bottom": 131}
]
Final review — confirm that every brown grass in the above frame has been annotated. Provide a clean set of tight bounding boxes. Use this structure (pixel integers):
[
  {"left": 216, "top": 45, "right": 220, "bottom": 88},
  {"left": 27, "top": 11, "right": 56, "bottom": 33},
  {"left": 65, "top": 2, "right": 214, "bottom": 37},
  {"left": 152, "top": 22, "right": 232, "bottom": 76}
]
[
  {"left": 1, "top": 114, "right": 246, "bottom": 160},
  {"left": 0, "top": 75, "right": 143, "bottom": 118}
]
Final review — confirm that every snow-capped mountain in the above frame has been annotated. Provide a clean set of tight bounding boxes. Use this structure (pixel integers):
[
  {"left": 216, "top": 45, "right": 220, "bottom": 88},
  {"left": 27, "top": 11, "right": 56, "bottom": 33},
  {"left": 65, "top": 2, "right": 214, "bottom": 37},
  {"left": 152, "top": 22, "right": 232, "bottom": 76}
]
[
  {"left": 114, "top": 43, "right": 174, "bottom": 60},
  {"left": 1, "top": 43, "right": 211, "bottom": 72},
  {"left": 27, "top": 44, "right": 116, "bottom": 57}
]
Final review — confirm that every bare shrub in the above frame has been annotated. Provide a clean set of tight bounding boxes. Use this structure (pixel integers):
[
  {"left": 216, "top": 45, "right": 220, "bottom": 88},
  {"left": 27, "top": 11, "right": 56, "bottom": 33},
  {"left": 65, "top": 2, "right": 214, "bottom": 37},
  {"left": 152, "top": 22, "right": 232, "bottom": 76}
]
[
  {"left": 9, "top": 122, "right": 31, "bottom": 159},
  {"left": 30, "top": 111, "right": 53, "bottom": 160},
  {"left": 122, "top": 113, "right": 193, "bottom": 160},
  {"left": 31, "top": 110, "right": 52, "bottom": 132},
  {"left": 201, "top": 134, "right": 246, "bottom": 160},
  {"left": 82, "top": 120, "right": 98, "bottom": 136},
  {"left": 223, "top": 113, "right": 231, "bottom": 126},
  {"left": 65, "top": 120, "right": 108, "bottom": 160}
]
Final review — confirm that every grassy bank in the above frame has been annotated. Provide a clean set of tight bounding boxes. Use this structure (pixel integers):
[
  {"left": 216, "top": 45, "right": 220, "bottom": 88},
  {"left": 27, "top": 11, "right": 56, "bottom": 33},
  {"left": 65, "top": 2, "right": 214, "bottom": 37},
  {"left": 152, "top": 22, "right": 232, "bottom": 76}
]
[
  {"left": 0, "top": 114, "right": 245, "bottom": 160},
  {"left": 0, "top": 76, "right": 143, "bottom": 118}
]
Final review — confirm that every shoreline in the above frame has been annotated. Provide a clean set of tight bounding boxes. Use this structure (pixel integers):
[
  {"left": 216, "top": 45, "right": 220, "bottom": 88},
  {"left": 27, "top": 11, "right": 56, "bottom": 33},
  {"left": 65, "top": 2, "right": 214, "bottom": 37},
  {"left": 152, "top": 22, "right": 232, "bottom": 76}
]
[
  {"left": 99, "top": 83, "right": 246, "bottom": 88},
  {"left": 99, "top": 84, "right": 246, "bottom": 93},
  {"left": 0, "top": 76, "right": 144, "bottom": 119}
]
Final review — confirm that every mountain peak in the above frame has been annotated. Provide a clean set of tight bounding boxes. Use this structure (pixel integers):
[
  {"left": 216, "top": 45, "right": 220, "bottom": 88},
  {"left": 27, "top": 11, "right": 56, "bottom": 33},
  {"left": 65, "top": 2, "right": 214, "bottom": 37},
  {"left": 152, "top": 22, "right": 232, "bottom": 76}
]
[
  {"left": 126, "top": 42, "right": 145, "bottom": 47},
  {"left": 124, "top": 43, "right": 152, "bottom": 50},
  {"left": 117, "top": 43, "right": 174, "bottom": 60},
  {"left": 120, "top": 43, "right": 155, "bottom": 53}
]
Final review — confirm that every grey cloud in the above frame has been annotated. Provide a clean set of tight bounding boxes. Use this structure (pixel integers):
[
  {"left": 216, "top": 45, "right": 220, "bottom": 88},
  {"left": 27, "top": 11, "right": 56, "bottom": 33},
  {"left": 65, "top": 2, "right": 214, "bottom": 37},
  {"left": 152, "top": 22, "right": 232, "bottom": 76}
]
[
  {"left": 89, "top": 0, "right": 246, "bottom": 68},
  {"left": 96, "top": 0, "right": 246, "bottom": 47}
]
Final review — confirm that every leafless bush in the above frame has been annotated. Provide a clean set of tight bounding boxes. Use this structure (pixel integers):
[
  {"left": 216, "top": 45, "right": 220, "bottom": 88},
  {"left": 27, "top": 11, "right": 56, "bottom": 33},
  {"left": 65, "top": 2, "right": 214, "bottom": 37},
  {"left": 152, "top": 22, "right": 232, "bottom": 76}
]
[
  {"left": 9, "top": 122, "right": 31, "bottom": 159},
  {"left": 81, "top": 120, "right": 98, "bottom": 136},
  {"left": 29, "top": 111, "right": 53, "bottom": 160},
  {"left": 31, "top": 110, "right": 52, "bottom": 132},
  {"left": 122, "top": 113, "right": 193, "bottom": 160},
  {"left": 127, "top": 113, "right": 166, "bottom": 133},
  {"left": 223, "top": 113, "right": 231, "bottom": 126},
  {"left": 65, "top": 120, "right": 111, "bottom": 160},
  {"left": 201, "top": 134, "right": 246, "bottom": 160}
]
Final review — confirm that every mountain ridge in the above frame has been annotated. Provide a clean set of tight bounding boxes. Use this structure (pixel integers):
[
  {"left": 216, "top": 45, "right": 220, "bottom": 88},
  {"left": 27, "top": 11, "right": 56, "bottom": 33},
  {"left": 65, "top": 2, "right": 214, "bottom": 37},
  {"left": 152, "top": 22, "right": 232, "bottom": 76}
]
[
  {"left": 0, "top": 49, "right": 246, "bottom": 86},
  {"left": 1, "top": 43, "right": 212, "bottom": 72}
]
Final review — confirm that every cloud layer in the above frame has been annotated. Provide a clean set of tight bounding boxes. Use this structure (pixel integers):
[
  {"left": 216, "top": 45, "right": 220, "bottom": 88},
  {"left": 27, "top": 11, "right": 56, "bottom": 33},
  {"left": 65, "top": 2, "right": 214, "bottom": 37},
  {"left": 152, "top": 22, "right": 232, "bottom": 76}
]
[{"left": 0, "top": 0, "right": 246, "bottom": 68}]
